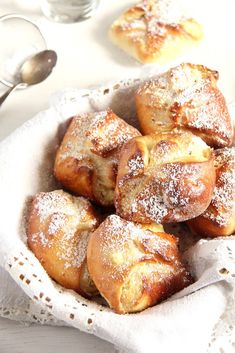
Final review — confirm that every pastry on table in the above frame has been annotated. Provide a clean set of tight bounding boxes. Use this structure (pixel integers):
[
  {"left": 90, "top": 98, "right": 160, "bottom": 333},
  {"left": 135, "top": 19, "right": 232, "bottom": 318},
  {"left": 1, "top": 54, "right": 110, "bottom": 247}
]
[
  {"left": 115, "top": 129, "right": 215, "bottom": 224},
  {"left": 136, "top": 63, "right": 234, "bottom": 148},
  {"left": 87, "top": 215, "right": 191, "bottom": 314},
  {"left": 188, "top": 147, "right": 235, "bottom": 237},
  {"left": 54, "top": 109, "right": 141, "bottom": 206},
  {"left": 27, "top": 190, "right": 101, "bottom": 297},
  {"left": 109, "top": 0, "right": 203, "bottom": 64}
]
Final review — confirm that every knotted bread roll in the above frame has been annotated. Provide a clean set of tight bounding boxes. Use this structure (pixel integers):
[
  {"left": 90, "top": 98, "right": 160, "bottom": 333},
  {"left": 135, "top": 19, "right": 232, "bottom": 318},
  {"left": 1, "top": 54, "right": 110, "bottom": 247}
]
[
  {"left": 136, "top": 63, "right": 234, "bottom": 148},
  {"left": 27, "top": 190, "right": 101, "bottom": 297},
  {"left": 115, "top": 129, "right": 215, "bottom": 224},
  {"left": 87, "top": 215, "right": 191, "bottom": 314},
  {"left": 54, "top": 109, "right": 141, "bottom": 206},
  {"left": 109, "top": 0, "right": 203, "bottom": 64}
]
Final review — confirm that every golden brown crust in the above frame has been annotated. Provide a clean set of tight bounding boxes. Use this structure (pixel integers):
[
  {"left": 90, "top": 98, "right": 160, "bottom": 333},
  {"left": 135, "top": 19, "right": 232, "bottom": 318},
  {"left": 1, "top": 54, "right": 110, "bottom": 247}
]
[
  {"left": 27, "top": 190, "right": 101, "bottom": 297},
  {"left": 87, "top": 215, "right": 192, "bottom": 314},
  {"left": 136, "top": 63, "right": 234, "bottom": 148},
  {"left": 188, "top": 147, "right": 235, "bottom": 237},
  {"left": 109, "top": 0, "right": 203, "bottom": 64},
  {"left": 54, "top": 109, "right": 141, "bottom": 206},
  {"left": 115, "top": 130, "right": 215, "bottom": 224}
]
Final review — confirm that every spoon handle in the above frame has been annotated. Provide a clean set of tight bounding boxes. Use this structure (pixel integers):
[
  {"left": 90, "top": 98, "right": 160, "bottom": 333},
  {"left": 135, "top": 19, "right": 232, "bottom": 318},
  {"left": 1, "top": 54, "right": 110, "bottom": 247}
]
[{"left": 0, "top": 84, "right": 19, "bottom": 106}]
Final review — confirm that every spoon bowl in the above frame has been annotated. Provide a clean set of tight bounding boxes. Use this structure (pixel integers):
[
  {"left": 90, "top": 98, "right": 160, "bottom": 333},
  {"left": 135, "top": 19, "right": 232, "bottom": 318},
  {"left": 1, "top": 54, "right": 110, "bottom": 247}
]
[
  {"left": 0, "top": 49, "right": 57, "bottom": 106},
  {"left": 21, "top": 50, "right": 57, "bottom": 86}
]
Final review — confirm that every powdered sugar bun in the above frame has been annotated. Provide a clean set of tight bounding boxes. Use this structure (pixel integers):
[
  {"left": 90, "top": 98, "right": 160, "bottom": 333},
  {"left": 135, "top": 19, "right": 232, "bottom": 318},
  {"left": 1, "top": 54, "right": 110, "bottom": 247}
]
[
  {"left": 115, "top": 129, "right": 215, "bottom": 224},
  {"left": 109, "top": 0, "right": 203, "bottom": 64},
  {"left": 27, "top": 190, "right": 101, "bottom": 297},
  {"left": 87, "top": 215, "right": 191, "bottom": 314},
  {"left": 136, "top": 63, "right": 234, "bottom": 148},
  {"left": 54, "top": 109, "right": 141, "bottom": 206},
  {"left": 188, "top": 147, "right": 235, "bottom": 237}
]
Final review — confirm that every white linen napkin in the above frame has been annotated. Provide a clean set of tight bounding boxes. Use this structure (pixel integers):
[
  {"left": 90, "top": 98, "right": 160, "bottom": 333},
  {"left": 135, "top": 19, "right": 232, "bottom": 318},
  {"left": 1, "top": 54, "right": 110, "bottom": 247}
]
[{"left": 0, "top": 83, "right": 234, "bottom": 353}]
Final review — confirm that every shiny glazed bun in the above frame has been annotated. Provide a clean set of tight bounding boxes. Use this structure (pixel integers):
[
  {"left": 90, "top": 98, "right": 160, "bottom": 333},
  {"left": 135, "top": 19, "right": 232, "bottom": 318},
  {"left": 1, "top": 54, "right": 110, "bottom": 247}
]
[
  {"left": 109, "top": 0, "right": 203, "bottom": 64},
  {"left": 54, "top": 109, "right": 140, "bottom": 206},
  {"left": 115, "top": 129, "right": 215, "bottom": 224},
  {"left": 87, "top": 215, "right": 191, "bottom": 314},
  {"left": 136, "top": 63, "right": 234, "bottom": 148},
  {"left": 27, "top": 190, "right": 101, "bottom": 297},
  {"left": 188, "top": 147, "right": 235, "bottom": 237}
]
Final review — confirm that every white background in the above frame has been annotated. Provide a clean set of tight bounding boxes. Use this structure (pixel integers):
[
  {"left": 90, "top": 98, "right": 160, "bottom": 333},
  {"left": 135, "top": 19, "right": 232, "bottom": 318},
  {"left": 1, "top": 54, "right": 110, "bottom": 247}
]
[{"left": 0, "top": 0, "right": 235, "bottom": 352}]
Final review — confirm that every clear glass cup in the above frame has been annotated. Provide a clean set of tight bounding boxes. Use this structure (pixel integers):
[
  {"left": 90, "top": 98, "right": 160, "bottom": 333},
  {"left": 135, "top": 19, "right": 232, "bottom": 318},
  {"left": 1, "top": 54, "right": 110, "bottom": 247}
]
[
  {"left": 0, "top": 14, "right": 47, "bottom": 88},
  {"left": 40, "top": 0, "right": 100, "bottom": 23}
]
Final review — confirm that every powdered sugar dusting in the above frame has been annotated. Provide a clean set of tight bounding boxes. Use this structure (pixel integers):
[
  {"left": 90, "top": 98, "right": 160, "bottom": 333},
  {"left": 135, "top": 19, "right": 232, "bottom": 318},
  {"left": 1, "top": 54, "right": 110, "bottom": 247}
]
[
  {"left": 57, "top": 229, "right": 90, "bottom": 269},
  {"left": 131, "top": 189, "right": 168, "bottom": 223},
  {"left": 56, "top": 112, "right": 104, "bottom": 162},
  {"left": 100, "top": 215, "right": 175, "bottom": 276},
  {"left": 128, "top": 162, "right": 206, "bottom": 223},
  {"left": 187, "top": 98, "right": 231, "bottom": 140},
  {"left": 127, "top": 154, "right": 145, "bottom": 176},
  {"left": 161, "top": 163, "right": 203, "bottom": 207},
  {"left": 87, "top": 111, "right": 140, "bottom": 155},
  {"left": 137, "top": 64, "right": 232, "bottom": 145},
  {"left": 56, "top": 110, "right": 140, "bottom": 205},
  {"left": 58, "top": 110, "right": 139, "bottom": 161},
  {"left": 92, "top": 215, "right": 191, "bottom": 310},
  {"left": 137, "top": 64, "right": 205, "bottom": 108},
  {"left": 88, "top": 110, "right": 108, "bottom": 125},
  {"left": 140, "top": 0, "right": 183, "bottom": 24},
  {"left": 214, "top": 147, "right": 235, "bottom": 169},
  {"left": 121, "top": 0, "right": 185, "bottom": 39},
  {"left": 31, "top": 231, "right": 50, "bottom": 247},
  {"left": 35, "top": 190, "right": 82, "bottom": 221},
  {"left": 203, "top": 147, "right": 235, "bottom": 226},
  {"left": 30, "top": 190, "right": 98, "bottom": 269},
  {"left": 118, "top": 130, "right": 215, "bottom": 223},
  {"left": 48, "top": 213, "right": 66, "bottom": 235},
  {"left": 155, "top": 140, "right": 174, "bottom": 157},
  {"left": 57, "top": 113, "right": 91, "bottom": 162}
]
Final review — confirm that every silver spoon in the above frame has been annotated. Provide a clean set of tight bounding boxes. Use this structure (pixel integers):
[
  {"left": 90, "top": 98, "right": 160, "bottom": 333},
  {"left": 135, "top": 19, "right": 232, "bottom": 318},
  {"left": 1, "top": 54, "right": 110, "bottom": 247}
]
[{"left": 0, "top": 50, "right": 57, "bottom": 106}]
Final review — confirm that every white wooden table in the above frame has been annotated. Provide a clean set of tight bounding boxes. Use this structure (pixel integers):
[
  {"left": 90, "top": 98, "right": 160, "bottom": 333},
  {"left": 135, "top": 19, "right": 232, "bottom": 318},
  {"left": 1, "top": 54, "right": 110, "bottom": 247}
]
[{"left": 0, "top": 0, "right": 235, "bottom": 352}]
